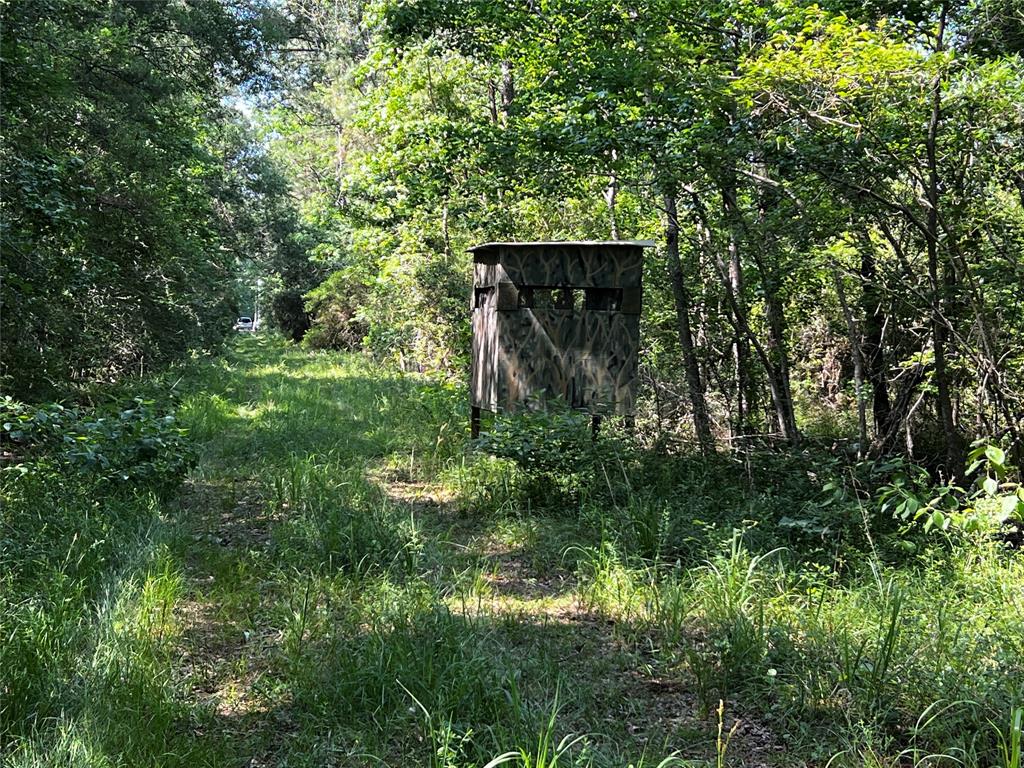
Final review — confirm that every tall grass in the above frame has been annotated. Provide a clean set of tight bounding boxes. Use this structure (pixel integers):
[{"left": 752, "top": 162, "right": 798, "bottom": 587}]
[
  {"left": 0, "top": 469, "right": 210, "bottom": 764},
  {"left": 5, "top": 337, "right": 1021, "bottom": 767},
  {"left": 564, "top": 518, "right": 1023, "bottom": 764}
]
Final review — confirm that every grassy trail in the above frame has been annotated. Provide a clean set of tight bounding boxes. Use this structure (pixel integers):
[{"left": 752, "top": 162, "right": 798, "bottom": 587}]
[
  {"left": 6, "top": 337, "right": 1020, "bottom": 767},
  {"left": 169, "top": 338, "right": 726, "bottom": 766},
  {"left": 166, "top": 338, "right": 1024, "bottom": 767}
]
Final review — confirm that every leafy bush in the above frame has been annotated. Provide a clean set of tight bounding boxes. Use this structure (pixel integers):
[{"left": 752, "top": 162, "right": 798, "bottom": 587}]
[
  {"left": 475, "top": 405, "right": 596, "bottom": 476},
  {"left": 303, "top": 269, "right": 369, "bottom": 351},
  {"left": 271, "top": 289, "right": 312, "bottom": 343},
  {"left": 1, "top": 397, "right": 193, "bottom": 495},
  {"left": 475, "top": 403, "right": 635, "bottom": 476},
  {"left": 874, "top": 442, "right": 1023, "bottom": 543},
  {"left": 0, "top": 396, "right": 194, "bottom": 757},
  {"left": 473, "top": 403, "right": 637, "bottom": 509}
]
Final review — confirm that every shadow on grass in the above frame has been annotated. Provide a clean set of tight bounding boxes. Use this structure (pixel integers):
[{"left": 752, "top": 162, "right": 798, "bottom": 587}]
[
  {"left": 195, "top": 604, "right": 725, "bottom": 768},
  {"left": 168, "top": 338, "right": 1022, "bottom": 768}
]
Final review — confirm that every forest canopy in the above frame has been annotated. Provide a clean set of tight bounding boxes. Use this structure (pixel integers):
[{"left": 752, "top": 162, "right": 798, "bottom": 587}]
[
  {"left": 2, "top": 0, "right": 1023, "bottom": 471},
  {"left": 256, "top": 0, "right": 1024, "bottom": 479}
]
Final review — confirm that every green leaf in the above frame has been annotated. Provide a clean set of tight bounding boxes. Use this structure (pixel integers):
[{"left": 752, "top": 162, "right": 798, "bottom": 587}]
[
  {"left": 984, "top": 446, "right": 1006, "bottom": 467},
  {"left": 1000, "top": 495, "right": 1019, "bottom": 520},
  {"left": 983, "top": 476, "right": 999, "bottom": 497}
]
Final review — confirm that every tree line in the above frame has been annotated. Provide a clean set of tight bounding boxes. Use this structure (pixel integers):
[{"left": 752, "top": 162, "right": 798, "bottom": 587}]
[
  {"left": 1, "top": 0, "right": 311, "bottom": 398},
  {"left": 267, "top": 0, "right": 1024, "bottom": 479},
  {"left": 4, "top": 0, "right": 1022, "bottom": 481}
]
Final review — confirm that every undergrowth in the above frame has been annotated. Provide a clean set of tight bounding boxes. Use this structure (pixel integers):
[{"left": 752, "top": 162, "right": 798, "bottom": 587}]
[{"left": 2, "top": 336, "right": 1020, "bottom": 767}]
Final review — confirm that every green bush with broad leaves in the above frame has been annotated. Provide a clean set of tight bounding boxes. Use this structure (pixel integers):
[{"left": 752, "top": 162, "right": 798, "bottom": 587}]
[
  {"left": 1, "top": 397, "right": 193, "bottom": 496},
  {"left": 473, "top": 401, "right": 637, "bottom": 511},
  {"left": 876, "top": 440, "right": 1023, "bottom": 539},
  {"left": 474, "top": 404, "right": 592, "bottom": 476}
]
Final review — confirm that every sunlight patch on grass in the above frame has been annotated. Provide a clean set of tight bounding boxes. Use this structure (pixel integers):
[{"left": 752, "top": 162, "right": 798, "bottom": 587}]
[{"left": 11, "top": 337, "right": 1019, "bottom": 767}]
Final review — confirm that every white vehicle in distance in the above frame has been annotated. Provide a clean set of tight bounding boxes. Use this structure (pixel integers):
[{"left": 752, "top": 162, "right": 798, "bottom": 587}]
[{"left": 234, "top": 316, "right": 254, "bottom": 332}]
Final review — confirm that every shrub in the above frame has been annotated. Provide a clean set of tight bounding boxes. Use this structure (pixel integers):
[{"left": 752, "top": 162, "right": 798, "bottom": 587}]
[
  {"left": 475, "top": 404, "right": 596, "bottom": 477},
  {"left": 302, "top": 269, "right": 368, "bottom": 351},
  {"left": 0, "top": 396, "right": 193, "bottom": 757},
  {"left": 1, "top": 397, "right": 193, "bottom": 496},
  {"left": 474, "top": 402, "right": 636, "bottom": 509},
  {"left": 271, "top": 289, "right": 312, "bottom": 343}
]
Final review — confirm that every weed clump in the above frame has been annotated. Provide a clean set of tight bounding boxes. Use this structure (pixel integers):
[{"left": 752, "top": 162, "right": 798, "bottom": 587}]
[{"left": 0, "top": 398, "right": 200, "bottom": 762}]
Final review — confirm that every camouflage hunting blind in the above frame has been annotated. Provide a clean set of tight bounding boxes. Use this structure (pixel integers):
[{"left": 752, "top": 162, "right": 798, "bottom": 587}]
[{"left": 469, "top": 240, "right": 653, "bottom": 436}]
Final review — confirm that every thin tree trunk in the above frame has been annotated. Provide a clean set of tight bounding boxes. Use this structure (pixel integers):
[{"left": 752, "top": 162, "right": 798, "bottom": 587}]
[
  {"left": 947, "top": 241, "right": 1024, "bottom": 462},
  {"left": 441, "top": 200, "right": 451, "bottom": 259},
  {"left": 730, "top": 232, "right": 753, "bottom": 435},
  {"left": 500, "top": 61, "right": 514, "bottom": 119},
  {"left": 858, "top": 235, "right": 894, "bottom": 450},
  {"left": 487, "top": 79, "right": 499, "bottom": 124},
  {"left": 664, "top": 193, "right": 715, "bottom": 454},
  {"left": 733, "top": 176, "right": 799, "bottom": 442},
  {"left": 925, "top": 3, "right": 964, "bottom": 480},
  {"left": 714, "top": 257, "right": 799, "bottom": 444},
  {"left": 688, "top": 187, "right": 799, "bottom": 443},
  {"left": 747, "top": 159, "right": 800, "bottom": 443},
  {"left": 763, "top": 283, "right": 800, "bottom": 442},
  {"left": 722, "top": 177, "right": 755, "bottom": 436},
  {"left": 605, "top": 151, "right": 619, "bottom": 240},
  {"left": 834, "top": 267, "right": 868, "bottom": 456}
]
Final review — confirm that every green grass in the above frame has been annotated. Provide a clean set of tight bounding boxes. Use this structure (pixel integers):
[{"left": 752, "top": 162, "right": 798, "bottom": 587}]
[{"left": 2, "top": 335, "right": 1021, "bottom": 766}]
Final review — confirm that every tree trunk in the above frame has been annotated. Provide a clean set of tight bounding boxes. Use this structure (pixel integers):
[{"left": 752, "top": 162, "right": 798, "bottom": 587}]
[
  {"left": 834, "top": 267, "right": 868, "bottom": 456},
  {"left": 858, "top": 239, "right": 894, "bottom": 450},
  {"left": 487, "top": 79, "right": 499, "bottom": 124},
  {"left": 664, "top": 193, "right": 715, "bottom": 454},
  {"left": 605, "top": 150, "right": 619, "bottom": 240},
  {"left": 724, "top": 176, "right": 799, "bottom": 444},
  {"left": 500, "top": 61, "right": 514, "bottom": 118},
  {"left": 763, "top": 283, "right": 800, "bottom": 442},
  {"left": 722, "top": 176, "right": 755, "bottom": 436},
  {"left": 925, "top": 4, "right": 965, "bottom": 480},
  {"left": 441, "top": 200, "right": 451, "bottom": 259}
]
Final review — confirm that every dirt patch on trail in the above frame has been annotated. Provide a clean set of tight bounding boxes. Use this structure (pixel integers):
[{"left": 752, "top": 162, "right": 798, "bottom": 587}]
[
  {"left": 172, "top": 478, "right": 294, "bottom": 757},
  {"left": 175, "top": 600, "right": 278, "bottom": 719},
  {"left": 483, "top": 556, "right": 576, "bottom": 601},
  {"left": 177, "top": 479, "right": 279, "bottom": 552},
  {"left": 374, "top": 468, "right": 458, "bottom": 512},
  {"left": 375, "top": 471, "right": 789, "bottom": 766}
]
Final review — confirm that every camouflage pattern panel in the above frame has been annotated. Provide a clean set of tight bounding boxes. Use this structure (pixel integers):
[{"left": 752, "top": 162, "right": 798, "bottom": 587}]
[
  {"left": 470, "top": 242, "right": 648, "bottom": 415},
  {"left": 493, "top": 243, "right": 643, "bottom": 288},
  {"left": 473, "top": 262, "right": 520, "bottom": 311},
  {"left": 493, "top": 309, "right": 639, "bottom": 415},
  {"left": 470, "top": 288, "right": 499, "bottom": 411},
  {"left": 492, "top": 309, "right": 569, "bottom": 410},
  {"left": 571, "top": 311, "right": 641, "bottom": 414}
]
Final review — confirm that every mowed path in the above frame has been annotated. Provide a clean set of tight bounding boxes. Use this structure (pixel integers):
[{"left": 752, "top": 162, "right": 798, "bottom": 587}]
[{"left": 169, "top": 339, "right": 780, "bottom": 767}]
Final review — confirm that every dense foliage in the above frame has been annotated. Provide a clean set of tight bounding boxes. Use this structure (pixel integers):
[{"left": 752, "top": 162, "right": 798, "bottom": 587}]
[
  {"left": 268, "top": 0, "right": 1024, "bottom": 481},
  {"left": 2, "top": 2, "right": 1023, "bottom": 765},
  {"left": 0, "top": 0, "right": 307, "bottom": 397},
  {"left": 7, "top": 339, "right": 1021, "bottom": 766},
  {"left": 1, "top": 396, "right": 193, "bottom": 491},
  {"left": 0, "top": 394, "right": 195, "bottom": 759}
]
